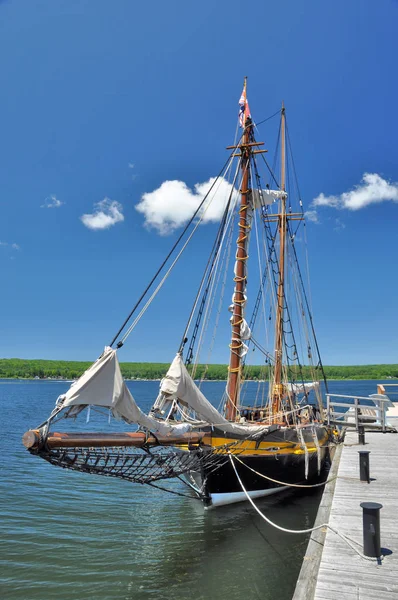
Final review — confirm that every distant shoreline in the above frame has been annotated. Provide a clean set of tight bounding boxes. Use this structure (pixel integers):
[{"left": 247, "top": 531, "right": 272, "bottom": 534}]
[
  {"left": 0, "top": 377, "right": 396, "bottom": 384},
  {"left": 0, "top": 356, "right": 397, "bottom": 383}
]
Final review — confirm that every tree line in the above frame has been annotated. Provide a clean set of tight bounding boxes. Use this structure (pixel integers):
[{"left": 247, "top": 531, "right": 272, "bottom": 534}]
[{"left": 0, "top": 358, "right": 397, "bottom": 380}]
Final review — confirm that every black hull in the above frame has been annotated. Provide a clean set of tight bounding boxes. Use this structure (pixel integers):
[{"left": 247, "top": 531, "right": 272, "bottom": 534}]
[
  {"left": 211, "top": 449, "right": 325, "bottom": 492},
  {"left": 191, "top": 426, "right": 331, "bottom": 507}
]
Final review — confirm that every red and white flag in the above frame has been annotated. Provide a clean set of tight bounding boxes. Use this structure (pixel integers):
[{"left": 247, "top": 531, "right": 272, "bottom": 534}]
[{"left": 238, "top": 82, "right": 251, "bottom": 127}]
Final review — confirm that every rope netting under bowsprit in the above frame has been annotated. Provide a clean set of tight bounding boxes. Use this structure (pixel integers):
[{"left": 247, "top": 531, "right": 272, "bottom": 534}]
[{"left": 38, "top": 446, "right": 231, "bottom": 485}]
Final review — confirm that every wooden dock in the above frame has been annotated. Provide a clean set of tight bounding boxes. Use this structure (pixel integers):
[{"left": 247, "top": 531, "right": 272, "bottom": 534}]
[{"left": 293, "top": 421, "right": 398, "bottom": 600}]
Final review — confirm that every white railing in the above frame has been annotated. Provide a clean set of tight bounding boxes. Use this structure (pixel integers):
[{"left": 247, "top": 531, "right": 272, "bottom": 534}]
[{"left": 326, "top": 391, "right": 394, "bottom": 432}]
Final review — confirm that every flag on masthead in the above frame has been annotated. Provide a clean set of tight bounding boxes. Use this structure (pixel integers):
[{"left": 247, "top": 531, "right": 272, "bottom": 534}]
[{"left": 238, "top": 79, "right": 251, "bottom": 127}]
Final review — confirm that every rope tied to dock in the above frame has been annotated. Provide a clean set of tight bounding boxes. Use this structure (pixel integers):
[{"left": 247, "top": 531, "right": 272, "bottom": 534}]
[
  {"left": 228, "top": 454, "right": 384, "bottom": 562},
  {"left": 232, "top": 453, "right": 338, "bottom": 488}
]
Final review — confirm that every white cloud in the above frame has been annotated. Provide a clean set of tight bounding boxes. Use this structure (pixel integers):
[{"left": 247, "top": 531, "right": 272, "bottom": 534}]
[
  {"left": 0, "top": 241, "right": 20, "bottom": 250},
  {"left": 313, "top": 173, "right": 398, "bottom": 211},
  {"left": 41, "top": 194, "right": 64, "bottom": 208},
  {"left": 128, "top": 163, "right": 135, "bottom": 169},
  {"left": 304, "top": 210, "right": 319, "bottom": 223},
  {"left": 135, "top": 177, "right": 236, "bottom": 235},
  {"left": 80, "top": 198, "right": 124, "bottom": 231},
  {"left": 308, "top": 173, "right": 398, "bottom": 226}
]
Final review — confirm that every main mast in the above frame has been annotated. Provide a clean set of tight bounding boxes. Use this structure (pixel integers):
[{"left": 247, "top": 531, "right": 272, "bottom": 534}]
[
  {"left": 225, "top": 79, "right": 252, "bottom": 421},
  {"left": 272, "top": 103, "right": 287, "bottom": 417}
]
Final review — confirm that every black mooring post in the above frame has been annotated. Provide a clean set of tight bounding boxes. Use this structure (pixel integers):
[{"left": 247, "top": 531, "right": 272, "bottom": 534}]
[
  {"left": 358, "top": 425, "right": 365, "bottom": 445},
  {"left": 360, "top": 502, "right": 382, "bottom": 558},
  {"left": 358, "top": 450, "right": 370, "bottom": 483}
]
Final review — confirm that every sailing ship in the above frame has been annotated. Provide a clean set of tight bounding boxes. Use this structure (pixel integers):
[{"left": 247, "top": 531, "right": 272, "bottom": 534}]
[{"left": 23, "top": 80, "right": 332, "bottom": 508}]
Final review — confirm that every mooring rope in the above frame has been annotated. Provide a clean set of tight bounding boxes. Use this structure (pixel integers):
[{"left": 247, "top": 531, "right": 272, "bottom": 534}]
[
  {"left": 228, "top": 454, "right": 382, "bottom": 562},
  {"left": 233, "top": 453, "right": 338, "bottom": 488}
]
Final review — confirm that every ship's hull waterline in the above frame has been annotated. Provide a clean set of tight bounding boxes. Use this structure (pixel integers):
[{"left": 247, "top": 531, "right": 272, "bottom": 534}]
[
  {"left": 187, "top": 424, "right": 331, "bottom": 508},
  {"left": 206, "top": 487, "right": 290, "bottom": 509}
]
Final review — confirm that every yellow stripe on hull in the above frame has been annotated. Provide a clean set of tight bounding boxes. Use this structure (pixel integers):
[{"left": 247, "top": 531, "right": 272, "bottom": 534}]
[{"left": 176, "top": 429, "right": 330, "bottom": 457}]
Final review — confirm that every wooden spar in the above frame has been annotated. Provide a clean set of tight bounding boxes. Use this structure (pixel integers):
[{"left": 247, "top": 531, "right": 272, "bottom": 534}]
[
  {"left": 231, "top": 150, "right": 267, "bottom": 157},
  {"left": 226, "top": 142, "right": 264, "bottom": 149},
  {"left": 272, "top": 103, "right": 287, "bottom": 416},
  {"left": 225, "top": 79, "right": 251, "bottom": 422},
  {"left": 22, "top": 429, "right": 205, "bottom": 451}
]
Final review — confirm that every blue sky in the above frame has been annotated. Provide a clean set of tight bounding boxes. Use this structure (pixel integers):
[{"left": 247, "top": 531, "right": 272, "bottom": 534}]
[{"left": 0, "top": 0, "right": 397, "bottom": 365}]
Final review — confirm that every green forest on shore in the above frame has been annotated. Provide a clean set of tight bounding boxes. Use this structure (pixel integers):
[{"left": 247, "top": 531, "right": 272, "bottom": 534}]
[{"left": 0, "top": 357, "right": 397, "bottom": 381}]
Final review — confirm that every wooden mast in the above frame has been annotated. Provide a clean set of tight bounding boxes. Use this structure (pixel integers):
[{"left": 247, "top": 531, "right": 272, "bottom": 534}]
[
  {"left": 272, "top": 102, "right": 287, "bottom": 416},
  {"left": 225, "top": 78, "right": 251, "bottom": 421}
]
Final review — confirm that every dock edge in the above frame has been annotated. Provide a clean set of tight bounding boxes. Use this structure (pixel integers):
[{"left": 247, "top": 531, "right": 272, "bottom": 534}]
[{"left": 292, "top": 442, "right": 343, "bottom": 600}]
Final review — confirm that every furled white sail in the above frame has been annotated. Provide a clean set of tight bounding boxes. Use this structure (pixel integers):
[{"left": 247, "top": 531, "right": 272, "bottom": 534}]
[
  {"left": 252, "top": 189, "right": 287, "bottom": 209},
  {"left": 227, "top": 312, "right": 251, "bottom": 357},
  {"left": 59, "top": 347, "right": 190, "bottom": 436},
  {"left": 229, "top": 337, "right": 249, "bottom": 358},
  {"left": 58, "top": 349, "right": 270, "bottom": 439},
  {"left": 157, "top": 354, "right": 269, "bottom": 436},
  {"left": 158, "top": 354, "right": 225, "bottom": 423},
  {"left": 240, "top": 318, "right": 251, "bottom": 340},
  {"left": 286, "top": 381, "right": 319, "bottom": 395}
]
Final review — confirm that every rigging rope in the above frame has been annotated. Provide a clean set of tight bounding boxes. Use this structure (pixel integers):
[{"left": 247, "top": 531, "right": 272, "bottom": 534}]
[
  {"left": 184, "top": 156, "right": 241, "bottom": 363},
  {"left": 120, "top": 161, "right": 242, "bottom": 344},
  {"left": 109, "top": 153, "right": 236, "bottom": 348},
  {"left": 287, "top": 220, "right": 328, "bottom": 392},
  {"left": 145, "top": 480, "right": 203, "bottom": 501},
  {"left": 198, "top": 207, "right": 235, "bottom": 384},
  {"left": 285, "top": 116, "right": 303, "bottom": 205},
  {"left": 191, "top": 176, "right": 240, "bottom": 376},
  {"left": 120, "top": 209, "right": 213, "bottom": 343},
  {"left": 233, "top": 452, "right": 336, "bottom": 488},
  {"left": 228, "top": 454, "right": 383, "bottom": 562},
  {"left": 260, "top": 188, "right": 307, "bottom": 396},
  {"left": 255, "top": 109, "right": 282, "bottom": 128}
]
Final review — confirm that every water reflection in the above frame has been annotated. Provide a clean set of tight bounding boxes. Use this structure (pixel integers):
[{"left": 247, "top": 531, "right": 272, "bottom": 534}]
[
  {"left": 1, "top": 379, "right": 386, "bottom": 600},
  {"left": 120, "top": 482, "right": 322, "bottom": 600}
]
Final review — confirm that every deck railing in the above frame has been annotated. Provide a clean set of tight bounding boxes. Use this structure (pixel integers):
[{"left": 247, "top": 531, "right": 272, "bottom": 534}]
[{"left": 326, "top": 389, "right": 395, "bottom": 433}]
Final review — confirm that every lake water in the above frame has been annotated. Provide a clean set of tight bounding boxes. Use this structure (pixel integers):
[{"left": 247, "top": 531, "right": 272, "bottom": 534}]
[{"left": 0, "top": 379, "right": 388, "bottom": 600}]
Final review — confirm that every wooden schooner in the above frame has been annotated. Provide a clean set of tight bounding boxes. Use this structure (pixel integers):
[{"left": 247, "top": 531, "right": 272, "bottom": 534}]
[{"left": 23, "top": 80, "right": 332, "bottom": 508}]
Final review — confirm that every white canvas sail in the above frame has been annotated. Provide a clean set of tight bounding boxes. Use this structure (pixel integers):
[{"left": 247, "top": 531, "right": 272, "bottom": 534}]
[
  {"left": 240, "top": 318, "right": 251, "bottom": 340},
  {"left": 286, "top": 381, "right": 319, "bottom": 395},
  {"left": 58, "top": 349, "right": 270, "bottom": 439},
  {"left": 157, "top": 354, "right": 269, "bottom": 436},
  {"left": 252, "top": 189, "right": 287, "bottom": 208},
  {"left": 59, "top": 347, "right": 190, "bottom": 436}
]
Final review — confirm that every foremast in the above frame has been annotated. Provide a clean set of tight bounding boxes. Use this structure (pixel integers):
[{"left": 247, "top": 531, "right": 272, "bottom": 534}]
[
  {"left": 272, "top": 103, "right": 287, "bottom": 418},
  {"left": 226, "top": 81, "right": 286, "bottom": 423},
  {"left": 225, "top": 78, "right": 253, "bottom": 421}
]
